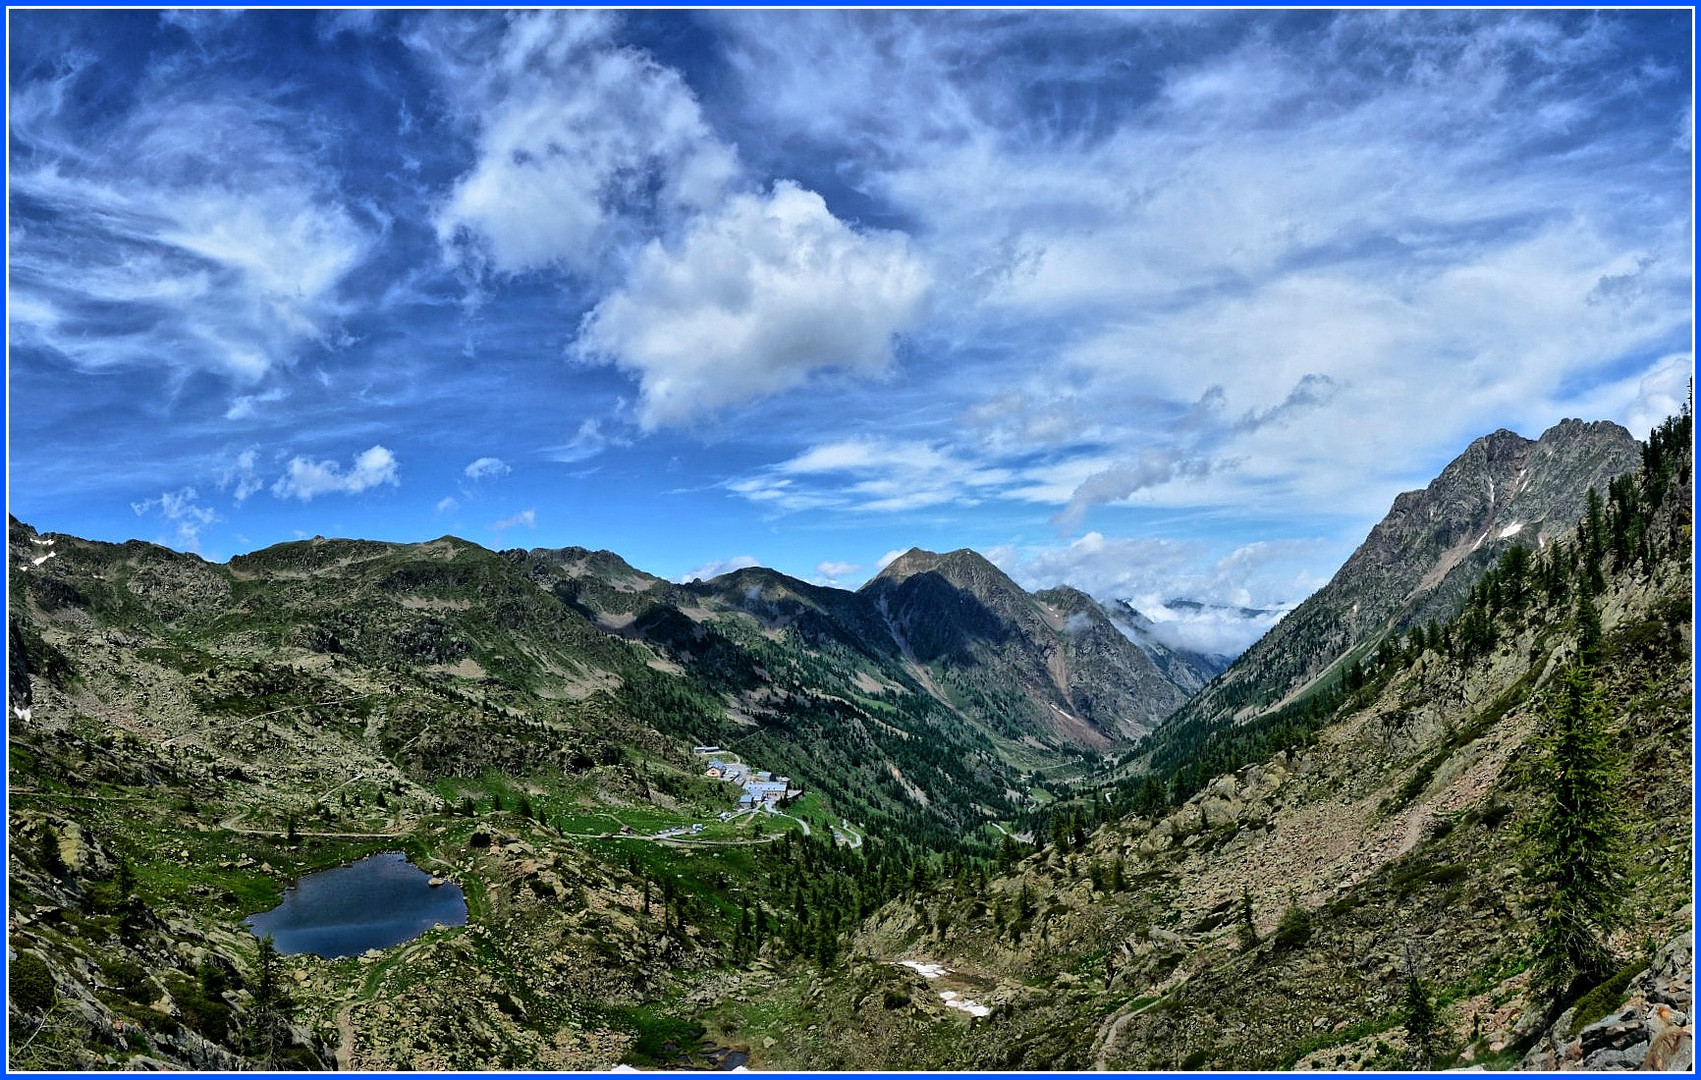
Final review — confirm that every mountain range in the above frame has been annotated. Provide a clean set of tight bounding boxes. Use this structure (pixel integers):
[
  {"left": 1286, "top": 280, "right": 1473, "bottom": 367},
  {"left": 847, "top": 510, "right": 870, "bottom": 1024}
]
[{"left": 7, "top": 412, "right": 1689, "bottom": 1072}]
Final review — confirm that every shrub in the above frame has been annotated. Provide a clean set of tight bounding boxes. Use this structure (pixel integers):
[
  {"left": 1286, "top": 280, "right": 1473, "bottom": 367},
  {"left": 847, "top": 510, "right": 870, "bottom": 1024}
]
[
  {"left": 10, "top": 952, "right": 56, "bottom": 1013},
  {"left": 1567, "top": 956, "right": 1650, "bottom": 1037},
  {"left": 1273, "top": 901, "right": 1312, "bottom": 949}
]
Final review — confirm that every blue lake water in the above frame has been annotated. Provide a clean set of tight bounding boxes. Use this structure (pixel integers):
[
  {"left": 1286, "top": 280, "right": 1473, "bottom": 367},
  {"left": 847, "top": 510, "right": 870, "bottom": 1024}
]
[{"left": 243, "top": 852, "right": 467, "bottom": 958}]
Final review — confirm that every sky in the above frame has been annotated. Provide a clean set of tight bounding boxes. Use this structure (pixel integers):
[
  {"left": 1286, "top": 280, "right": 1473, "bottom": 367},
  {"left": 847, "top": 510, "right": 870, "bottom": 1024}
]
[{"left": 7, "top": 9, "right": 1693, "bottom": 656}]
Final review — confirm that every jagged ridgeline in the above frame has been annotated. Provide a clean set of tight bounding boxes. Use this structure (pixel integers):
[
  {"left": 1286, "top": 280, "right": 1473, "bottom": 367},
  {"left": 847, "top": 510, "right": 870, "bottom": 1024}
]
[{"left": 1119, "top": 417, "right": 1653, "bottom": 809}]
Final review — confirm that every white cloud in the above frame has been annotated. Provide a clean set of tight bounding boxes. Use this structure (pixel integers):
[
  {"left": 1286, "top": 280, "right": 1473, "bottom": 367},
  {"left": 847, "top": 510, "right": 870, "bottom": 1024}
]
[
  {"left": 1113, "top": 600, "right": 1290, "bottom": 660},
  {"left": 990, "top": 531, "right": 1334, "bottom": 656},
  {"left": 815, "top": 560, "right": 863, "bottom": 583},
  {"left": 730, "top": 435, "right": 1016, "bottom": 514},
  {"left": 492, "top": 509, "right": 537, "bottom": 532},
  {"left": 677, "top": 555, "right": 761, "bottom": 584},
  {"left": 271, "top": 445, "right": 400, "bottom": 501},
  {"left": 8, "top": 68, "right": 371, "bottom": 387},
  {"left": 130, "top": 486, "right": 219, "bottom": 552},
  {"left": 715, "top": 12, "right": 1689, "bottom": 528},
  {"left": 1052, "top": 453, "right": 1220, "bottom": 533},
  {"left": 875, "top": 549, "right": 908, "bottom": 571},
  {"left": 577, "top": 182, "right": 931, "bottom": 430},
  {"left": 418, "top": 10, "right": 736, "bottom": 275},
  {"left": 464, "top": 456, "right": 511, "bottom": 480},
  {"left": 435, "top": 496, "right": 459, "bottom": 514},
  {"left": 225, "top": 388, "right": 287, "bottom": 421},
  {"left": 544, "top": 419, "right": 629, "bottom": 464},
  {"left": 214, "top": 448, "right": 265, "bottom": 503}
]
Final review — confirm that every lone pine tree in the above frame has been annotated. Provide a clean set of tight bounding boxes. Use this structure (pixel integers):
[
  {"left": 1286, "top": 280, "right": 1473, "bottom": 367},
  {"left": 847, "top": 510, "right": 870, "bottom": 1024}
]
[{"left": 1526, "top": 655, "right": 1627, "bottom": 1003}]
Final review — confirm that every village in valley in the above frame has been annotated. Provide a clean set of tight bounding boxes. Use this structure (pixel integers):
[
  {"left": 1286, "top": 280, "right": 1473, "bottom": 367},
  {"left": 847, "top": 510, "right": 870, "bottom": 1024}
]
[{"left": 692, "top": 746, "right": 796, "bottom": 810}]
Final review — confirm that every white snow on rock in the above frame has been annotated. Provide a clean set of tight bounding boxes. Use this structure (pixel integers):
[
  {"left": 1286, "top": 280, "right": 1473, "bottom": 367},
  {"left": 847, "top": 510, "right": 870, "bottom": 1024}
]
[
  {"left": 896, "top": 960, "right": 993, "bottom": 1018},
  {"left": 1497, "top": 521, "right": 1525, "bottom": 539},
  {"left": 939, "top": 990, "right": 992, "bottom": 1017},
  {"left": 30, "top": 551, "right": 56, "bottom": 567}
]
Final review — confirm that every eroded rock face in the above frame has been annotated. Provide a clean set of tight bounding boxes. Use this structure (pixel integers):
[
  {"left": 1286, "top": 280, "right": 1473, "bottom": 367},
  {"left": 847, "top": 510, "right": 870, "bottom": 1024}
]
[{"left": 1519, "top": 924, "right": 1694, "bottom": 1071}]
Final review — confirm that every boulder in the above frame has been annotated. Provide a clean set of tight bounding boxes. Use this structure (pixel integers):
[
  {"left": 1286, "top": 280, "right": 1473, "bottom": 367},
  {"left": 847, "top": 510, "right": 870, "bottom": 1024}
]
[
  {"left": 1199, "top": 796, "right": 1243, "bottom": 829},
  {"left": 1518, "top": 925, "right": 1695, "bottom": 1072}
]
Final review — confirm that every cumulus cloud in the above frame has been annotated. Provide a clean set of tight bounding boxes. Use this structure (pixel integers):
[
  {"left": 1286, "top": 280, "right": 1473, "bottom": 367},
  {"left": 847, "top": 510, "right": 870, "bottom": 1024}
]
[
  {"left": 130, "top": 487, "right": 219, "bottom": 552},
  {"left": 577, "top": 182, "right": 932, "bottom": 430},
  {"left": 271, "top": 445, "right": 400, "bottom": 501},
  {"left": 463, "top": 456, "right": 511, "bottom": 480},
  {"left": 1111, "top": 599, "right": 1290, "bottom": 659},
  {"left": 876, "top": 549, "right": 908, "bottom": 571},
  {"left": 418, "top": 10, "right": 736, "bottom": 275},
  {"left": 813, "top": 560, "right": 866, "bottom": 586},
  {"left": 990, "top": 531, "right": 1333, "bottom": 656},
  {"left": 678, "top": 555, "right": 761, "bottom": 583}
]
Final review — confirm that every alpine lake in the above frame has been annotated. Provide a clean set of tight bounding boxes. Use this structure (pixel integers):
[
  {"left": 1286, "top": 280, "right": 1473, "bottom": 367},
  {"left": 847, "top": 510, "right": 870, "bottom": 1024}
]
[{"left": 243, "top": 852, "right": 468, "bottom": 958}]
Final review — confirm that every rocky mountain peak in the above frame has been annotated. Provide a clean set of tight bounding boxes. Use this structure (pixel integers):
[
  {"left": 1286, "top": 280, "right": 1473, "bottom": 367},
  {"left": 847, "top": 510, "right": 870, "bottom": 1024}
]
[{"left": 1161, "top": 415, "right": 1641, "bottom": 736}]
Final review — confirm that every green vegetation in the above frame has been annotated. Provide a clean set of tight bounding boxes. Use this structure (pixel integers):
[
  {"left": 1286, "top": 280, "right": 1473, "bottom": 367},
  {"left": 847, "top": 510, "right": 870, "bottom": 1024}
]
[
  {"left": 1525, "top": 658, "right": 1628, "bottom": 1002},
  {"left": 1567, "top": 952, "right": 1652, "bottom": 1038},
  {"left": 1271, "top": 899, "right": 1312, "bottom": 949}
]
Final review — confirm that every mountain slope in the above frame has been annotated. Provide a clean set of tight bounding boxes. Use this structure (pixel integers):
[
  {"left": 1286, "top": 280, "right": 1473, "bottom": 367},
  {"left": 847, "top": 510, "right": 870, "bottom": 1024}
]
[
  {"left": 1162, "top": 418, "right": 1640, "bottom": 739},
  {"left": 860, "top": 548, "right": 1186, "bottom": 749}
]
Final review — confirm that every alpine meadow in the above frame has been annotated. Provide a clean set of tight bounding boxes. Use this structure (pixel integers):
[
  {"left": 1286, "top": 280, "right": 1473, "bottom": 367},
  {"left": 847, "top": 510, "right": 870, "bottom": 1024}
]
[{"left": 6, "top": 8, "right": 1694, "bottom": 1074}]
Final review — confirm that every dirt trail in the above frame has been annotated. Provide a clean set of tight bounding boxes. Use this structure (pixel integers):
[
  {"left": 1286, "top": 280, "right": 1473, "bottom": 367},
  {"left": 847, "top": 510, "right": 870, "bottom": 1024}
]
[{"left": 334, "top": 1005, "right": 355, "bottom": 1071}]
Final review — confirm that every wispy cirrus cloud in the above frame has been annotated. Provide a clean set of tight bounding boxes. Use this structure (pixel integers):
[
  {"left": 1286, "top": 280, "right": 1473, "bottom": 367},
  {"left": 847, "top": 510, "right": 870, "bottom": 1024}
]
[
  {"left": 717, "top": 10, "right": 1691, "bottom": 526},
  {"left": 543, "top": 419, "right": 630, "bottom": 464},
  {"left": 492, "top": 508, "right": 536, "bottom": 533},
  {"left": 130, "top": 486, "right": 219, "bottom": 552},
  {"left": 678, "top": 554, "right": 760, "bottom": 583},
  {"left": 729, "top": 435, "right": 1019, "bottom": 515},
  {"left": 9, "top": 48, "right": 372, "bottom": 390}
]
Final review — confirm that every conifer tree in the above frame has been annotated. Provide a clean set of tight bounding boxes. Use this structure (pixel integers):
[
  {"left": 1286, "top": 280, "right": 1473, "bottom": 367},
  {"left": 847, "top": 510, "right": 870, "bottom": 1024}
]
[
  {"left": 1236, "top": 887, "right": 1257, "bottom": 952},
  {"left": 1526, "top": 664, "right": 1626, "bottom": 1002},
  {"left": 1401, "top": 969, "right": 1441, "bottom": 1067}
]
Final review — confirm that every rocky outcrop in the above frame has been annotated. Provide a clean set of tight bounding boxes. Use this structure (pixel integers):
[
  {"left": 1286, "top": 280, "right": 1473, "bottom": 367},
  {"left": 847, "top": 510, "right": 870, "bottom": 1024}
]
[{"left": 1520, "top": 923, "right": 1694, "bottom": 1072}]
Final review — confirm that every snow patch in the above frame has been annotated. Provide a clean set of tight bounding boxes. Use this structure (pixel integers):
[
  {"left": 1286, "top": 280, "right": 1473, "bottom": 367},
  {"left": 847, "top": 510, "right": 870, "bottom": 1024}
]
[
  {"left": 1497, "top": 521, "right": 1525, "bottom": 539},
  {"left": 899, "top": 960, "right": 948, "bottom": 979},
  {"left": 31, "top": 551, "right": 56, "bottom": 567},
  {"left": 940, "top": 990, "right": 992, "bottom": 1018}
]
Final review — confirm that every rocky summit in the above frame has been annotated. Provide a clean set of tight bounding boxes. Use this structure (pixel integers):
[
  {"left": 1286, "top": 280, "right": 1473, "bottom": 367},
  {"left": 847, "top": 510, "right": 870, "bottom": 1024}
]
[
  {"left": 1163, "top": 417, "right": 1642, "bottom": 741},
  {"left": 6, "top": 412, "right": 1691, "bottom": 1072}
]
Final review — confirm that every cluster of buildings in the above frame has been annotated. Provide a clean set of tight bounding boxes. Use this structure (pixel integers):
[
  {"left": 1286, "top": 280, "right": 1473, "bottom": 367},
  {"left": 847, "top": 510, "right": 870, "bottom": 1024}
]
[{"left": 693, "top": 746, "right": 800, "bottom": 809}]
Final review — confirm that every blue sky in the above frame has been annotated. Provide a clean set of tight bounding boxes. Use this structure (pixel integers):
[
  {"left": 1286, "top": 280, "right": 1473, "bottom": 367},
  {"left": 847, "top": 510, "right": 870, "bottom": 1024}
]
[{"left": 7, "top": 9, "right": 1693, "bottom": 654}]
